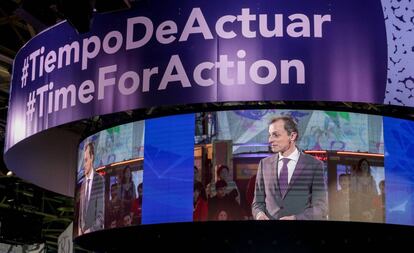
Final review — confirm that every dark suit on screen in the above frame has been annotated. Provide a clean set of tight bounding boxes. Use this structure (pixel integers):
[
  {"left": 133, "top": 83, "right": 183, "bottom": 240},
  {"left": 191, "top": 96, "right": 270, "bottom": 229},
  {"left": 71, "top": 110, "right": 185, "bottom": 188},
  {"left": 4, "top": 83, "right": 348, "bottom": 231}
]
[
  {"left": 80, "top": 172, "right": 104, "bottom": 234},
  {"left": 252, "top": 152, "right": 327, "bottom": 220}
]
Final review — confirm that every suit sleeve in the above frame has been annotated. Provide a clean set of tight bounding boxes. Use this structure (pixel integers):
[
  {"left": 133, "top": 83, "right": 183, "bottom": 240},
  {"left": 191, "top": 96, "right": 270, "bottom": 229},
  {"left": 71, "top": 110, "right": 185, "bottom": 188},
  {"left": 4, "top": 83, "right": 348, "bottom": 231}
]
[
  {"left": 296, "top": 159, "right": 328, "bottom": 220},
  {"left": 91, "top": 174, "right": 105, "bottom": 231},
  {"left": 251, "top": 159, "right": 267, "bottom": 219}
]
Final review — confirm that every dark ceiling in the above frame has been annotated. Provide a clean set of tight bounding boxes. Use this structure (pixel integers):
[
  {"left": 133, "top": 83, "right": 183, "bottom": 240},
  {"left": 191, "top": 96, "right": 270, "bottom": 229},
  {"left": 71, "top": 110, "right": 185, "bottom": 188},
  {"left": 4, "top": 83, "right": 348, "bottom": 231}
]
[{"left": 0, "top": 0, "right": 131, "bottom": 251}]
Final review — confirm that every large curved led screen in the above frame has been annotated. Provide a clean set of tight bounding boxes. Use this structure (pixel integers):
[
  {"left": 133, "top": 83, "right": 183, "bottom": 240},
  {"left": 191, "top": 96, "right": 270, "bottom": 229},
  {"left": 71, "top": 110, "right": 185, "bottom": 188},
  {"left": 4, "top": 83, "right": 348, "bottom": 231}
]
[{"left": 74, "top": 109, "right": 414, "bottom": 237}]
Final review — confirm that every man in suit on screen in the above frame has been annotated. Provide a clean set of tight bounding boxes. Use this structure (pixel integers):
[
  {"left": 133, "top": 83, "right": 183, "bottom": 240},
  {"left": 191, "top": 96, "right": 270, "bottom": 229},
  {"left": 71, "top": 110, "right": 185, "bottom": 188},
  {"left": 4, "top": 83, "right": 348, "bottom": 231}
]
[
  {"left": 78, "top": 142, "right": 104, "bottom": 235},
  {"left": 252, "top": 116, "right": 327, "bottom": 220}
]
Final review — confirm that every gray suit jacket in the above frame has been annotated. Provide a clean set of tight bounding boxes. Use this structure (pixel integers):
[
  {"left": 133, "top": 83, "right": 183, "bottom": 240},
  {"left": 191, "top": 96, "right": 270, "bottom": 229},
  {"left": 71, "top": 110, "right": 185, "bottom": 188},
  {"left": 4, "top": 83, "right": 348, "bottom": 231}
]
[
  {"left": 252, "top": 152, "right": 327, "bottom": 220},
  {"left": 80, "top": 171, "right": 104, "bottom": 234}
]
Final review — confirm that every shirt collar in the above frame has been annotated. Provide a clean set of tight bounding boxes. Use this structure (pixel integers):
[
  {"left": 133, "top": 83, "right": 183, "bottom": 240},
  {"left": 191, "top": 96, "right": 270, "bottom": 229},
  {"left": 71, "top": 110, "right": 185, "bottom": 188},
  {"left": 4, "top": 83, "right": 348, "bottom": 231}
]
[
  {"left": 85, "top": 169, "right": 94, "bottom": 182},
  {"left": 278, "top": 147, "right": 300, "bottom": 162}
]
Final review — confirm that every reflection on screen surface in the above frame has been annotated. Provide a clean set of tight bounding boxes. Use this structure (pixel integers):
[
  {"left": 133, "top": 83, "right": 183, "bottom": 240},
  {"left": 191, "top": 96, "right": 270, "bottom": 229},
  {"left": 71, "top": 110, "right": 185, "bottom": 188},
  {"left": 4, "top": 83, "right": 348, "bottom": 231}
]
[{"left": 74, "top": 109, "right": 414, "bottom": 237}]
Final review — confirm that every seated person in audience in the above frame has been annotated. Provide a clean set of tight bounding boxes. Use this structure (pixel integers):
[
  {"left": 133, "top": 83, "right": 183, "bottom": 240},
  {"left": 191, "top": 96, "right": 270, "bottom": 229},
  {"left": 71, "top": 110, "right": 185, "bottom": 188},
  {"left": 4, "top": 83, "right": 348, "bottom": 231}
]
[
  {"left": 123, "top": 213, "right": 132, "bottom": 227},
  {"left": 331, "top": 174, "right": 351, "bottom": 221},
  {"left": 194, "top": 181, "right": 208, "bottom": 221},
  {"left": 131, "top": 183, "right": 143, "bottom": 224},
  {"left": 350, "top": 159, "right": 378, "bottom": 222},
  {"left": 207, "top": 164, "right": 241, "bottom": 204},
  {"left": 216, "top": 210, "right": 230, "bottom": 221},
  {"left": 106, "top": 183, "right": 122, "bottom": 228},
  {"left": 208, "top": 180, "right": 243, "bottom": 221}
]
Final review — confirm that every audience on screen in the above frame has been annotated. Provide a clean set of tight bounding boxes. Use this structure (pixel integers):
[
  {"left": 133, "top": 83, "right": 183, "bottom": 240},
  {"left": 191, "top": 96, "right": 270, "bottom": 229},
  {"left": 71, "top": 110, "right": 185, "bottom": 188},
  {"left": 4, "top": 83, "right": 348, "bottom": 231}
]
[
  {"left": 208, "top": 180, "right": 243, "bottom": 221},
  {"left": 194, "top": 166, "right": 202, "bottom": 185},
  {"left": 116, "top": 170, "right": 124, "bottom": 199},
  {"left": 123, "top": 213, "right": 133, "bottom": 226},
  {"left": 103, "top": 161, "right": 386, "bottom": 225},
  {"left": 107, "top": 183, "right": 123, "bottom": 228},
  {"left": 216, "top": 210, "right": 230, "bottom": 221},
  {"left": 350, "top": 159, "right": 378, "bottom": 222},
  {"left": 207, "top": 164, "right": 241, "bottom": 204},
  {"left": 331, "top": 174, "right": 351, "bottom": 221},
  {"left": 121, "top": 165, "right": 136, "bottom": 213},
  {"left": 372, "top": 180, "right": 385, "bottom": 222},
  {"left": 110, "top": 220, "right": 117, "bottom": 229},
  {"left": 194, "top": 181, "right": 208, "bottom": 221},
  {"left": 104, "top": 160, "right": 385, "bottom": 226},
  {"left": 109, "top": 166, "right": 138, "bottom": 228},
  {"left": 131, "top": 182, "right": 143, "bottom": 225}
]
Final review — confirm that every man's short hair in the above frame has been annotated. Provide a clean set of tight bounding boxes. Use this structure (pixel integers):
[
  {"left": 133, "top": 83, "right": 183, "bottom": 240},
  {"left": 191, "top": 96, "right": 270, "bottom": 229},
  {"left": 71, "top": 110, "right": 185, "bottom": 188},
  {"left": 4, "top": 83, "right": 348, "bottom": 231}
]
[
  {"left": 269, "top": 116, "right": 299, "bottom": 141},
  {"left": 356, "top": 158, "right": 371, "bottom": 174},
  {"left": 85, "top": 142, "right": 95, "bottom": 158},
  {"left": 217, "top": 164, "right": 229, "bottom": 176}
]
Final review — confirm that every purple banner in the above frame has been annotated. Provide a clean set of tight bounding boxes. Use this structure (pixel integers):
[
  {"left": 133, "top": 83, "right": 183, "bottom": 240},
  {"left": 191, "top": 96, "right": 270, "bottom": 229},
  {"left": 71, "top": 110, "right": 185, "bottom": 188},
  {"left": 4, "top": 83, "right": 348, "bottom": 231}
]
[{"left": 6, "top": 0, "right": 387, "bottom": 151}]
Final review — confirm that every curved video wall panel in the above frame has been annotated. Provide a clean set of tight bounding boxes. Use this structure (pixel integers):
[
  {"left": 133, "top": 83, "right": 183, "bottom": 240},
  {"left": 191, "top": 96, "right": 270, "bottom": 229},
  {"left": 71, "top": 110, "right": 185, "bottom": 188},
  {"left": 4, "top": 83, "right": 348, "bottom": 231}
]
[
  {"left": 74, "top": 109, "right": 414, "bottom": 238},
  {"left": 9, "top": 0, "right": 409, "bottom": 152}
]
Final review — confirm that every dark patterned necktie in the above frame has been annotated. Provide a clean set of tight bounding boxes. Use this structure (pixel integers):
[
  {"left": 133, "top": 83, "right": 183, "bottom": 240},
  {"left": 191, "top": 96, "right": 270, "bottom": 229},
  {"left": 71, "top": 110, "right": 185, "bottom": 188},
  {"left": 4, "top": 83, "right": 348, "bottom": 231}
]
[
  {"left": 279, "top": 158, "right": 290, "bottom": 196},
  {"left": 84, "top": 179, "right": 90, "bottom": 215}
]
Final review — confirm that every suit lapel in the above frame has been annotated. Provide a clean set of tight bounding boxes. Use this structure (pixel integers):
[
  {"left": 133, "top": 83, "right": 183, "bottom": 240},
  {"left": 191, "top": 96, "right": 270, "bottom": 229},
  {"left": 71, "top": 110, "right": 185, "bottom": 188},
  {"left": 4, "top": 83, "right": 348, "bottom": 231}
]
[
  {"left": 80, "top": 180, "right": 86, "bottom": 222},
  {"left": 81, "top": 178, "right": 89, "bottom": 230},
  {"left": 270, "top": 155, "right": 279, "bottom": 179},
  {"left": 269, "top": 154, "right": 283, "bottom": 198},
  {"left": 282, "top": 152, "right": 305, "bottom": 199},
  {"left": 270, "top": 154, "right": 278, "bottom": 175}
]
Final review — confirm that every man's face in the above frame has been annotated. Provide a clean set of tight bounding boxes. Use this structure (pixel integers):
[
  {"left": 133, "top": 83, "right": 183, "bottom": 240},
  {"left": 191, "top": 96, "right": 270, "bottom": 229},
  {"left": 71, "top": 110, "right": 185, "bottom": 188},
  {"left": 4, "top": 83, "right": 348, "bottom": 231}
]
[
  {"left": 123, "top": 215, "right": 132, "bottom": 226},
  {"left": 360, "top": 160, "right": 369, "bottom": 174},
  {"left": 116, "top": 171, "right": 123, "bottom": 183},
  {"left": 84, "top": 146, "right": 93, "bottom": 177},
  {"left": 219, "top": 168, "right": 229, "bottom": 181},
  {"left": 216, "top": 187, "right": 226, "bottom": 198},
  {"left": 217, "top": 210, "right": 228, "bottom": 221},
  {"left": 268, "top": 120, "right": 296, "bottom": 154},
  {"left": 339, "top": 176, "right": 350, "bottom": 191}
]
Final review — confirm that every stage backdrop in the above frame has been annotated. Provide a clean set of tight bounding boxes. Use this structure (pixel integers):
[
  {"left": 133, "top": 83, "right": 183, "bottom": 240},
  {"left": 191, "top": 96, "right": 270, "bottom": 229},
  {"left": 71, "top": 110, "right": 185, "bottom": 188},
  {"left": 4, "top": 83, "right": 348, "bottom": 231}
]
[{"left": 6, "top": 0, "right": 390, "bottom": 152}]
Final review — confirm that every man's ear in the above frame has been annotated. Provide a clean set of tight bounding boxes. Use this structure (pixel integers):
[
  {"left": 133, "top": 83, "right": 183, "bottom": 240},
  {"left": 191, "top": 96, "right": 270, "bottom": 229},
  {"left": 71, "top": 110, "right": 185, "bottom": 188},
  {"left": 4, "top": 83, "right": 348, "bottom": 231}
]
[{"left": 290, "top": 132, "right": 298, "bottom": 141}]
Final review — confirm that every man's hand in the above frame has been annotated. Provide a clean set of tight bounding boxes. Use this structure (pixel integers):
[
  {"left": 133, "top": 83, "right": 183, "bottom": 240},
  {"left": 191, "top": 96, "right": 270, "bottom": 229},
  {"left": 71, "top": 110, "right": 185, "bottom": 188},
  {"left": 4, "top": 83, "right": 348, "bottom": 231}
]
[
  {"left": 256, "top": 212, "right": 270, "bottom": 220},
  {"left": 279, "top": 215, "right": 296, "bottom": 220}
]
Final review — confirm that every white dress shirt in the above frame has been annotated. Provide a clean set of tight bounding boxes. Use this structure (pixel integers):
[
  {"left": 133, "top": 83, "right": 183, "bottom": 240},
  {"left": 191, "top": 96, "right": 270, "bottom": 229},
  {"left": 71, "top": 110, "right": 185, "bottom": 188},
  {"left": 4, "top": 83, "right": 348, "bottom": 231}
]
[{"left": 278, "top": 147, "right": 300, "bottom": 184}]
